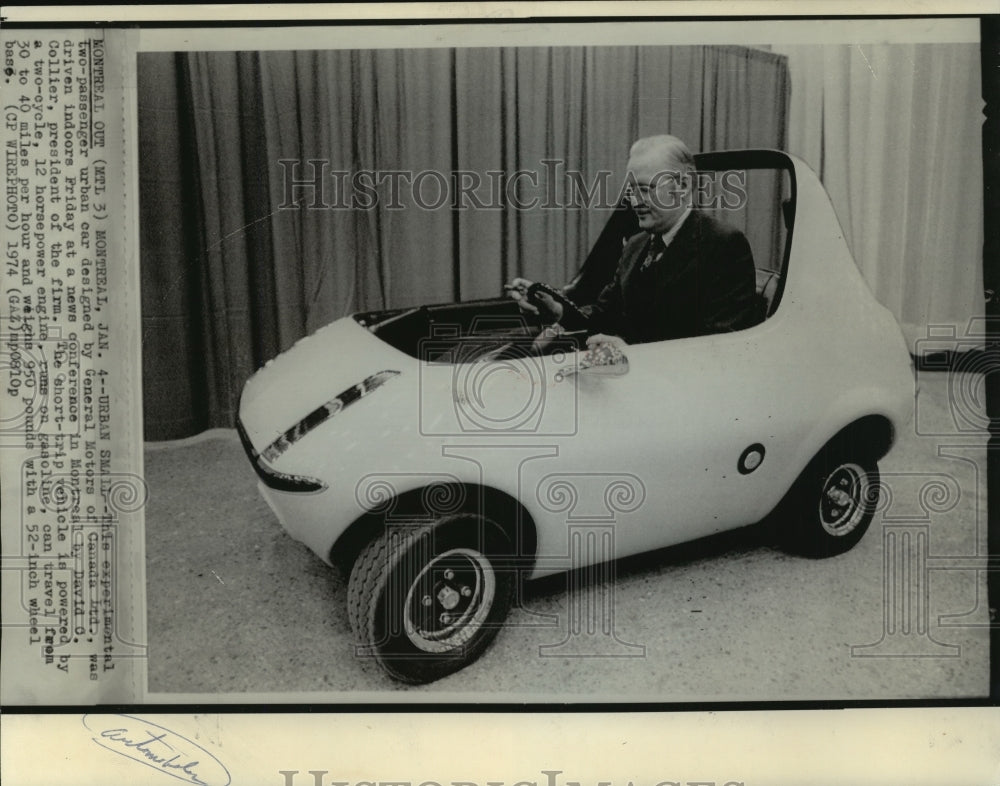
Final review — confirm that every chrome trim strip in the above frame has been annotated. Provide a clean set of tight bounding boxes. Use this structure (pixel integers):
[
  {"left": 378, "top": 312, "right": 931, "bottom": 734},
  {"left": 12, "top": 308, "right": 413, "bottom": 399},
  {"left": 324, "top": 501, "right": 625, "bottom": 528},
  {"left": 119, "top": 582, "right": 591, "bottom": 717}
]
[
  {"left": 236, "top": 413, "right": 327, "bottom": 492},
  {"left": 260, "top": 369, "right": 401, "bottom": 463}
]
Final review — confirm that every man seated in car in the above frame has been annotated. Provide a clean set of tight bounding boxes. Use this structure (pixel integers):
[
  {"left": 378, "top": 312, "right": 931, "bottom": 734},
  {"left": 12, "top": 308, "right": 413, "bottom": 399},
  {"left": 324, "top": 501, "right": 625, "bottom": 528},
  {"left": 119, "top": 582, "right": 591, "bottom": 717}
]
[{"left": 508, "top": 134, "right": 758, "bottom": 348}]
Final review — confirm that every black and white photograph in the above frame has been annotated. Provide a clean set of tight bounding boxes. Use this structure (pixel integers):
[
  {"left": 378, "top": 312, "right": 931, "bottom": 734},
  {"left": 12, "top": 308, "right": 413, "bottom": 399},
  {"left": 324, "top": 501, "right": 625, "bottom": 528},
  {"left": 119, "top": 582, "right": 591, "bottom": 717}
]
[
  {"left": 1, "top": 4, "right": 999, "bottom": 785},
  {"left": 129, "top": 18, "right": 988, "bottom": 698}
]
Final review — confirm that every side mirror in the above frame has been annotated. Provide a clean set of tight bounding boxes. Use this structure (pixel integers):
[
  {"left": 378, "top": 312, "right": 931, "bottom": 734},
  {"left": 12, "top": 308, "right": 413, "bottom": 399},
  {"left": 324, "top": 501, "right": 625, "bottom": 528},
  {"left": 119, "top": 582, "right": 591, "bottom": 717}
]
[{"left": 557, "top": 343, "right": 629, "bottom": 379}]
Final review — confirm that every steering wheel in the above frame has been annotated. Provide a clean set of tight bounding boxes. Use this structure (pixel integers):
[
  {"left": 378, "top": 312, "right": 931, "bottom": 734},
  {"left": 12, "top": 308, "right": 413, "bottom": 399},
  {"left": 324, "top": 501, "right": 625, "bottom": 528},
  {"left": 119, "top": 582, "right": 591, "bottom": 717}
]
[{"left": 525, "top": 282, "right": 590, "bottom": 331}]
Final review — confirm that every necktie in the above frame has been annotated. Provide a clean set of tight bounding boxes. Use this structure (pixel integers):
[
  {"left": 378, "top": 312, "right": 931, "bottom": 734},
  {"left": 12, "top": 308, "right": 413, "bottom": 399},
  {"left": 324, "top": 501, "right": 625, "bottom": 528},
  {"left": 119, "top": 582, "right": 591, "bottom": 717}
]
[{"left": 641, "top": 235, "right": 665, "bottom": 271}]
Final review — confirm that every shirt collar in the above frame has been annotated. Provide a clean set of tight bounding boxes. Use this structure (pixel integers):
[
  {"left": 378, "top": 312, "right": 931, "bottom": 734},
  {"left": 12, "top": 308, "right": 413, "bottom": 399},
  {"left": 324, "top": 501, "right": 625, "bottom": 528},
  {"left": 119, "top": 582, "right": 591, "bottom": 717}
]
[{"left": 659, "top": 207, "right": 693, "bottom": 248}]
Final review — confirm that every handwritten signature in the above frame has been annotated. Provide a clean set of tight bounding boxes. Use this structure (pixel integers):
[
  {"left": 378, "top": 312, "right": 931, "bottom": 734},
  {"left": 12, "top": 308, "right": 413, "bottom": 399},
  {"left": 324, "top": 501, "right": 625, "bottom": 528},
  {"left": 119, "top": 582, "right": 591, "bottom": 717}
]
[{"left": 82, "top": 714, "right": 231, "bottom": 786}]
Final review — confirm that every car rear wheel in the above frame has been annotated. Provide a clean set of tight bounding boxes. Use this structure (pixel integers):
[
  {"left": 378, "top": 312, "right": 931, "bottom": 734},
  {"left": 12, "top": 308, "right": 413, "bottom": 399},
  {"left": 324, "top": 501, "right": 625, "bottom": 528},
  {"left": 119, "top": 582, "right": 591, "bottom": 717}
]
[
  {"left": 347, "top": 514, "right": 515, "bottom": 684},
  {"left": 781, "top": 444, "right": 880, "bottom": 557}
]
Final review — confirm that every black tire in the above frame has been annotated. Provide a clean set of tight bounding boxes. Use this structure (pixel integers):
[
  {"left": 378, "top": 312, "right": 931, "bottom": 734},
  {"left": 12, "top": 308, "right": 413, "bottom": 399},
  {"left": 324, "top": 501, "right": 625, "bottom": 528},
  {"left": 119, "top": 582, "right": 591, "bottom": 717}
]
[
  {"left": 347, "top": 514, "right": 515, "bottom": 684},
  {"left": 780, "top": 443, "right": 880, "bottom": 558}
]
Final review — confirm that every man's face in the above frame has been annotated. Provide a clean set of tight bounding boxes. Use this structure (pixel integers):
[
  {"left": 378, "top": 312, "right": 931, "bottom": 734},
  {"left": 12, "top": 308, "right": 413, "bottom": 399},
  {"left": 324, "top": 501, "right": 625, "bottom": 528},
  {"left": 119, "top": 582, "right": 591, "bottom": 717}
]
[{"left": 625, "top": 153, "right": 691, "bottom": 235}]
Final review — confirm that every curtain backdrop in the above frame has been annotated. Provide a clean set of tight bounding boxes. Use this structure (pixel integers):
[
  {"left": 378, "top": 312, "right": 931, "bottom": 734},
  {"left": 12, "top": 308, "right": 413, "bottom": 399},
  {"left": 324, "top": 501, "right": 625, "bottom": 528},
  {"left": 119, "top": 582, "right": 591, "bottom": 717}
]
[
  {"left": 772, "top": 43, "right": 984, "bottom": 348},
  {"left": 139, "top": 46, "right": 789, "bottom": 439}
]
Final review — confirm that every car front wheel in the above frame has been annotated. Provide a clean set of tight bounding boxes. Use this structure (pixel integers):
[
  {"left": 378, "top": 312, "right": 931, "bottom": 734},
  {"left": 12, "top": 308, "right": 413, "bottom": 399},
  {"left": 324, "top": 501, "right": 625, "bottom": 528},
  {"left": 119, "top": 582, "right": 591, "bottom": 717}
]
[
  {"left": 782, "top": 444, "right": 880, "bottom": 557},
  {"left": 347, "top": 514, "right": 515, "bottom": 684}
]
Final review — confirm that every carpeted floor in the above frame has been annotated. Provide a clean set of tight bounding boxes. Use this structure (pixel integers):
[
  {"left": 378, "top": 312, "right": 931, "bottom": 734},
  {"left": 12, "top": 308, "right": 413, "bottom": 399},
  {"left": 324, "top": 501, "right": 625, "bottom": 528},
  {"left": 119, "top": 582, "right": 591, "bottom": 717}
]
[{"left": 143, "top": 369, "right": 989, "bottom": 699}]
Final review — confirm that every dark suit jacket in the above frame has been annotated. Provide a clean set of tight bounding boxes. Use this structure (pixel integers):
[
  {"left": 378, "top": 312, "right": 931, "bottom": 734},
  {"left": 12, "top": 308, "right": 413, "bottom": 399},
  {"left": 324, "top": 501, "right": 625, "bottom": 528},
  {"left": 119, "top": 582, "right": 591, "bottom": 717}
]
[{"left": 580, "top": 210, "right": 758, "bottom": 344}]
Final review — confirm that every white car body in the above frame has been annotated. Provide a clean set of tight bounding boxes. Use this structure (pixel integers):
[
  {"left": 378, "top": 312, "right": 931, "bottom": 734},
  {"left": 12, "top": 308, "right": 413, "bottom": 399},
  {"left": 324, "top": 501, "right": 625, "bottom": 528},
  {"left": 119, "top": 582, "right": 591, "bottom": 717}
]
[{"left": 238, "top": 150, "right": 914, "bottom": 581}]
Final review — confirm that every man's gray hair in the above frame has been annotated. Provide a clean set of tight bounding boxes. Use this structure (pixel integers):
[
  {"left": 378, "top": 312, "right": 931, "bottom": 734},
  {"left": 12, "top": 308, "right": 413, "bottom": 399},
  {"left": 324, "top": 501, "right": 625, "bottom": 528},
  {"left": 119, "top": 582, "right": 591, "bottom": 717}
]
[{"left": 629, "top": 135, "right": 695, "bottom": 173}]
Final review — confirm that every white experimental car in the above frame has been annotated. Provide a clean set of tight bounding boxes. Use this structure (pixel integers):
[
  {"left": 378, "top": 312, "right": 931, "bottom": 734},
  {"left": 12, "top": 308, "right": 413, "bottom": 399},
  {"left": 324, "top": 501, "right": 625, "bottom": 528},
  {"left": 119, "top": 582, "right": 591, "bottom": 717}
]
[{"left": 237, "top": 150, "right": 914, "bottom": 684}]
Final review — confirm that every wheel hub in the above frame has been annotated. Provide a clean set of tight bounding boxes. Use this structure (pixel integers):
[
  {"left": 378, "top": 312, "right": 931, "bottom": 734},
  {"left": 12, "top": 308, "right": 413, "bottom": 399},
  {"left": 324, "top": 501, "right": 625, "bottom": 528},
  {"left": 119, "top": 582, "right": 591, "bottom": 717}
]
[
  {"left": 402, "top": 548, "right": 497, "bottom": 653},
  {"left": 825, "top": 486, "right": 853, "bottom": 507},
  {"left": 437, "top": 585, "right": 461, "bottom": 610},
  {"left": 819, "top": 463, "right": 869, "bottom": 536}
]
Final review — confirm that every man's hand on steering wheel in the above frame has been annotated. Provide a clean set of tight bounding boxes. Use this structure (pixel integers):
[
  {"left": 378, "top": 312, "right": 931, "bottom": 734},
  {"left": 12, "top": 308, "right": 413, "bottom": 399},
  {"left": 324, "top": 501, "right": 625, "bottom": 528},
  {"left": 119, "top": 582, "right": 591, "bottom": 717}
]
[
  {"left": 506, "top": 279, "right": 591, "bottom": 333},
  {"left": 506, "top": 278, "right": 564, "bottom": 323}
]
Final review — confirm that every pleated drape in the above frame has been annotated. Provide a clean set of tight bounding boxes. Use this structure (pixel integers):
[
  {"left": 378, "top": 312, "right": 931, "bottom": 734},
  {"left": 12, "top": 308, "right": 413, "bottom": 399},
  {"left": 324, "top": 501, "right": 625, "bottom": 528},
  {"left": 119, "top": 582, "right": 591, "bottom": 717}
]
[
  {"left": 139, "top": 46, "right": 790, "bottom": 439},
  {"left": 773, "top": 43, "right": 984, "bottom": 347}
]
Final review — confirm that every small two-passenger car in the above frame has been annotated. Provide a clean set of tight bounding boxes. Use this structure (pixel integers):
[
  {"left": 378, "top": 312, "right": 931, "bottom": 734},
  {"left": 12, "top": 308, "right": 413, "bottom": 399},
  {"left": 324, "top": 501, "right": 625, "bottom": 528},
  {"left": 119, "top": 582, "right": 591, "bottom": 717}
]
[{"left": 237, "top": 150, "right": 914, "bottom": 684}]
